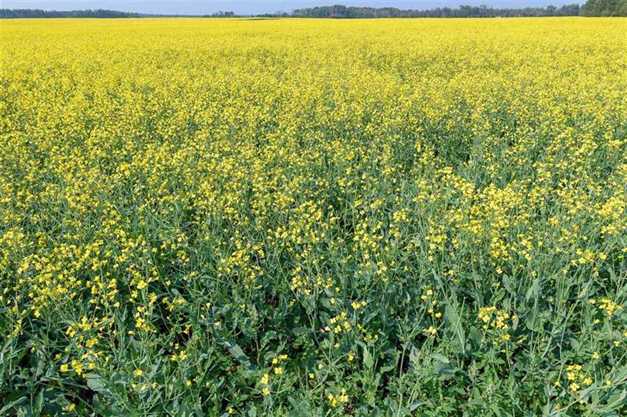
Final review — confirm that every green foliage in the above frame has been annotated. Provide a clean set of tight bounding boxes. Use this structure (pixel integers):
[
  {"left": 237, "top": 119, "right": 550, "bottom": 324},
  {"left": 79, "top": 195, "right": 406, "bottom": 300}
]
[
  {"left": 581, "top": 0, "right": 627, "bottom": 15},
  {"left": 292, "top": 4, "right": 582, "bottom": 17},
  {"left": 0, "top": 9, "right": 140, "bottom": 18}
]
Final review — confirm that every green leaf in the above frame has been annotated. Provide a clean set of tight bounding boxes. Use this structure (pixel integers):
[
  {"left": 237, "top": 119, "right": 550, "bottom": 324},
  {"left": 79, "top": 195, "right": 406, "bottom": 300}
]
[
  {"left": 445, "top": 297, "right": 466, "bottom": 355},
  {"left": 526, "top": 278, "right": 541, "bottom": 302},
  {"left": 0, "top": 397, "right": 27, "bottom": 415},
  {"left": 85, "top": 373, "right": 109, "bottom": 394},
  {"left": 224, "top": 342, "right": 252, "bottom": 368},
  {"left": 596, "top": 389, "right": 627, "bottom": 412},
  {"left": 33, "top": 390, "right": 44, "bottom": 415},
  {"left": 431, "top": 353, "right": 450, "bottom": 364},
  {"left": 363, "top": 348, "right": 374, "bottom": 370}
]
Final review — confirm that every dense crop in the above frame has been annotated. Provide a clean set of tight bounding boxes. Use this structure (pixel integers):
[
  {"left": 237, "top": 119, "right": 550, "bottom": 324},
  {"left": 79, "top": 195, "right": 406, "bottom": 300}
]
[{"left": 1, "top": 17, "right": 626, "bottom": 417}]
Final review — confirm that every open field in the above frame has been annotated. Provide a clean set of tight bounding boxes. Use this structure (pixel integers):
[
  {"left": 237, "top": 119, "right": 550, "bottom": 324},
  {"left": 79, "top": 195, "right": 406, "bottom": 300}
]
[{"left": 1, "top": 17, "right": 626, "bottom": 416}]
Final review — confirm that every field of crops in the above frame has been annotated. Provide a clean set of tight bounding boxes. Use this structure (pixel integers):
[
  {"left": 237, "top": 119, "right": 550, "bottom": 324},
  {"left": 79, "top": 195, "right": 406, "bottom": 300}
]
[{"left": 1, "top": 17, "right": 626, "bottom": 416}]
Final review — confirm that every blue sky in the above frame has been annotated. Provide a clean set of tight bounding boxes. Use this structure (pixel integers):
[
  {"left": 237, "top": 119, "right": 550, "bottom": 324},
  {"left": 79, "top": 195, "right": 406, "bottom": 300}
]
[{"left": 2, "top": 1, "right": 583, "bottom": 14}]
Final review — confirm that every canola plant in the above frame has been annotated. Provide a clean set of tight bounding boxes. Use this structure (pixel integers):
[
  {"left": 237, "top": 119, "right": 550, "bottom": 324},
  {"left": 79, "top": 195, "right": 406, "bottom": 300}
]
[{"left": 1, "top": 17, "right": 626, "bottom": 416}]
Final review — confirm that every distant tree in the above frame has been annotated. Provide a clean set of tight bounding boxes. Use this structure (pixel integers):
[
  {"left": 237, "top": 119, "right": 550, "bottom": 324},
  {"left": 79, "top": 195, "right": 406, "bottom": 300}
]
[
  {"left": 581, "top": 0, "right": 627, "bottom": 15},
  {"left": 0, "top": 9, "right": 140, "bottom": 18},
  {"left": 210, "top": 11, "right": 236, "bottom": 17},
  {"left": 291, "top": 4, "right": 583, "bottom": 18}
]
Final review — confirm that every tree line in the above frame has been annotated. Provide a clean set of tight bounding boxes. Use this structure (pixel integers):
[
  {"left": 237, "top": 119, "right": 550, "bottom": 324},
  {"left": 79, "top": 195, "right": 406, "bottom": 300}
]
[
  {"left": 292, "top": 2, "right": 626, "bottom": 17},
  {"left": 580, "top": 0, "right": 627, "bottom": 15},
  {"left": 0, "top": 9, "right": 141, "bottom": 18},
  {"left": 1, "top": 1, "right": 625, "bottom": 19},
  {"left": 292, "top": 4, "right": 581, "bottom": 17},
  {"left": 0, "top": 9, "right": 243, "bottom": 18}
]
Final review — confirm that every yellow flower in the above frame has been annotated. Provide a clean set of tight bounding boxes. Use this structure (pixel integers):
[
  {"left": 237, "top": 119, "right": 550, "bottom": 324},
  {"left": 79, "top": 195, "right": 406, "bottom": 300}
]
[
  {"left": 260, "top": 372, "right": 270, "bottom": 385},
  {"left": 71, "top": 360, "right": 84, "bottom": 376},
  {"left": 327, "top": 389, "right": 349, "bottom": 407}
]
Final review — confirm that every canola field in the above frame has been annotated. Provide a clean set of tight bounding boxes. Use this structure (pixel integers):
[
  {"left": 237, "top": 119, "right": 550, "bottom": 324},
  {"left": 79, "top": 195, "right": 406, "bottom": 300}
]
[{"left": 1, "top": 17, "right": 626, "bottom": 416}]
